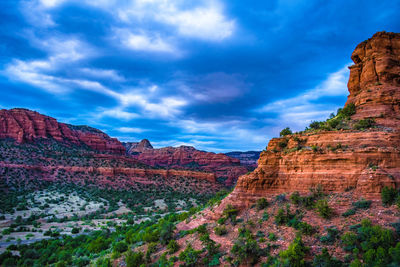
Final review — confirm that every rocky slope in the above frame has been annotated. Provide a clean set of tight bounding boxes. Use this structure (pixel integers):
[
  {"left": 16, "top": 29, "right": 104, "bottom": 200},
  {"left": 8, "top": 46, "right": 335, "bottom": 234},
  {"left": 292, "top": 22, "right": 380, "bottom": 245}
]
[
  {"left": 0, "top": 108, "right": 125, "bottom": 154},
  {"left": 125, "top": 140, "right": 250, "bottom": 186},
  {"left": 224, "top": 31, "right": 400, "bottom": 207}
]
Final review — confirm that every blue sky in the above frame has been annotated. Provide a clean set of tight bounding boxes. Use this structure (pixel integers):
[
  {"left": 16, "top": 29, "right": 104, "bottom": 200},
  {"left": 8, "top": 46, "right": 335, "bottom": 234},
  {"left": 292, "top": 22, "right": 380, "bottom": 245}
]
[{"left": 1, "top": 0, "right": 399, "bottom": 152}]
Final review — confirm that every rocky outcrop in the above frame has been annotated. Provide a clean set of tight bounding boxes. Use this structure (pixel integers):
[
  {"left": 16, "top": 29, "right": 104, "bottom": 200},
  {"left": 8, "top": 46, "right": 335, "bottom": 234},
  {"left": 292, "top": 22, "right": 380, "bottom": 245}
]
[
  {"left": 123, "top": 139, "right": 153, "bottom": 154},
  {"left": 224, "top": 31, "right": 400, "bottom": 207},
  {"left": 126, "top": 144, "right": 249, "bottom": 186},
  {"left": 0, "top": 108, "right": 125, "bottom": 154}
]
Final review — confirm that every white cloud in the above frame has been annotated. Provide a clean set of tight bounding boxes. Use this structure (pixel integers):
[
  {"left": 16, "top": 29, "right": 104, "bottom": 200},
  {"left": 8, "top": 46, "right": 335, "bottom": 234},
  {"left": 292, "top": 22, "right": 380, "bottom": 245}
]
[
  {"left": 160, "top": 3, "right": 235, "bottom": 41},
  {"left": 3, "top": 36, "right": 94, "bottom": 93},
  {"left": 258, "top": 64, "right": 350, "bottom": 131},
  {"left": 114, "top": 29, "right": 175, "bottom": 53},
  {"left": 30, "top": 0, "right": 235, "bottom": 41},
  {"left": 117, "top": 127, "right": 146, "bottom": 133},
  {"left": 97, "top": 108, "right": 139, "bottom": 120},
  {"left": 79, "top": 68, "right": 125, "bottom": 82}
]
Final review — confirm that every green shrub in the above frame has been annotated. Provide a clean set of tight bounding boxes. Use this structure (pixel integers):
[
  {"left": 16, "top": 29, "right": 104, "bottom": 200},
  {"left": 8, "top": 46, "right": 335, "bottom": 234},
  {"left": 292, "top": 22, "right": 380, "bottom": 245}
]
[
  {"left": 342, "top": 208, "right": 356, "bottom": 217},
  {"left": 223, "top": 204, "right": 238, "bottom": 222},
  {"left": 113, "top": 241, "right": 128, "bottom": 253},
  {"left": 278, "top": 139, "right": 288, "bottom": 149},
  {"left": 167, "top": 239, "right": 179, "bottom": 254},
  {"left": 381, "top": 186, "right": 398, "bottom": 206},
  {"left": 354, "top": 118, "right": 375, "bottom": 130},
  {"left": 352, "top": 199, "right": 372, "bottom": 209},
  {"left": 290, "top": 191, "right": 301, "bottom": 205},
  {"left": 320, "top": 227, "right": 339, "bottom": 244},
  {"left": 280, "top": 127, "right": 292, "bottom": 137},
  {"left": 278, "top": 237, "right": 309, "bottom": 267},
  {"left": 313, "top": 248, "right": 343, "bottom": 267},
  {"left": 179, "top": 244, "right": 201, "bottom": 267},
  {"left": 214, "top": 226, "right": 227, "bottom": 236},
  {"left": 126, "top": 251, "right": 144, "bottom": 267},
  {"left": 256, "top": 198, "right": 268, "bottom": 210},
  {"left": 71, "top": 227, "right": 80, "bottom": 234},
  {"left": 315, "top": 199, "right": 333, "bottom": 219}
]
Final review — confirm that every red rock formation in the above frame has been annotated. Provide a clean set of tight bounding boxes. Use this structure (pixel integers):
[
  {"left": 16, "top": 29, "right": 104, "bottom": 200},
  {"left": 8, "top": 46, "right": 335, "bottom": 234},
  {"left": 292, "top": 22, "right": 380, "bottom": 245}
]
[
  {"left": 224, "top": 31, "right": 400, "bottom": 207},
  {"left": 126, "top": 143, "right": 249, "bottom": 186},
  {"left": 0, "top": 108, "right": 125, "bottom": 154},
  {"left": 124, "top": 139, "right": 153, "bottom": 153}
]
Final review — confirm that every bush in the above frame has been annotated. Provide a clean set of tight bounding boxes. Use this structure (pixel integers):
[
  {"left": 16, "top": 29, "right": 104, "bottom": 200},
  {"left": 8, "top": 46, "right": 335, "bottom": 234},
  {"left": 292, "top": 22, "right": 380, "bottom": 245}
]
[
  {"left": 179, "top": 244, "right": 201, "bottom": 266},
  {"left": 278, "top": 139, "right": 288, "bottom": 149},
  {"left": 315, "top": 199, "right": 333, "bottom": 219},
  {"left": 214, "top": 226, "right": 227, "bottom": 236},
  {"left": 113, "top": 241, "right": 128, "bottom": 253},
  {"left": 223, "top": 204, "right": 238, "bottom": 222},
  {"left": 354, "top": 118, "right": 375, "bottom": 130},
  {"left": 71, "top": 227, "right": 80, "bottom": 234},
  {"left": 278, "top": 237, "right": 309, "bottom": 267},
  {"left": 381, "top": 186, "right": 398, "bottom": 206},
  {"left": 313, "top": 248, "right": 343, "bottom": 267},
  {"left": 280, "top": 127, "right": 292, "bottom": 137},
  {"left": 167, "top": 239, "right": 179, "bottom": 254},
  {"left": 126, "top": 251, "right": 144, "bottom": 267},
  {"left": 352, "top": 199, "right": 372, "bottom": 209},
  {"left": 256, "top": 198, "right": 268, "bottom": 210},
  {"left": 290, "top": 192, "right": 301, "bottom": 205},
  {"left": 342, "top": 208, "right": 356, "bottom": 217}
]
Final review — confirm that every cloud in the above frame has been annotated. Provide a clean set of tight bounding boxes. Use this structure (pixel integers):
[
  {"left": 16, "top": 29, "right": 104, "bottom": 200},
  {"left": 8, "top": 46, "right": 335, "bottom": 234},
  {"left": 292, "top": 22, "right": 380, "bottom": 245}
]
[
  {"left": 117, "top": 127, "right": 146, "bottom": 133},
  {"left": 97, "top": 108, "right": 139, "bottom": 120},
  {"left": 258, "top": 65, "right": 350, "bottom": 131},
  {"left": 79, "top": 68, "right": 125, "bottom": 82},
  {"left": 113, "top": 29, "right": 175, "bottom": 53},
  {"left": 175, "top": 72, "right": 248, "bottom": 103}
]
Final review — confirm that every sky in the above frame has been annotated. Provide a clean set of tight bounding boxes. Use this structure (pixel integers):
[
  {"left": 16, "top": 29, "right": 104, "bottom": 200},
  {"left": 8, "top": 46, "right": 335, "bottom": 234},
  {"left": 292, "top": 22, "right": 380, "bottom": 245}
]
[{"left": 1, "top": 0, "right": 399, "bottom": 152}]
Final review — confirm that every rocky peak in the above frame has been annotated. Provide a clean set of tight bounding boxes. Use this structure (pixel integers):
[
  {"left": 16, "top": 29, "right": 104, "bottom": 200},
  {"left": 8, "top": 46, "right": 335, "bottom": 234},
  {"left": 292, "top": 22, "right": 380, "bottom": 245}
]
[
  {"left": 346, "top": 31, "right": 400, "bottom": 127},
  {"left": 123, "top": 139, "right": 153, "bottom": 154}
]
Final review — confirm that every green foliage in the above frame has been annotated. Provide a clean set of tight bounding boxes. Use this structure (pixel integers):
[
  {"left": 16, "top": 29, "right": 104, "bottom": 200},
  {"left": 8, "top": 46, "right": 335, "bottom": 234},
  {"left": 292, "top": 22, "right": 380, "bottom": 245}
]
[
  {"left": 381, "top": 186, "right": 398, "bottom": 206},
  {"left": 312, "top": 248, "right": 343, "bottom": 267},
  {"left": 88, "top": 236, "right": 111, "bottom": 253},
  {"left": 126, "top": 251, "right": 144, "bottom": 267},
  {"left": 306, "top": 103, "right": 356, "bottom": 132},
  {"left": 223, "top": 204, "right": 238, "bottom": 223},
  {"left": 352, "top": 199, "right": 372, "bottom": 209},
  {"left": 178, "top": 244, "right": 202, "bottom": 267},
  {"left": 274, "top": 205, "right": 293, "bottom": 225},
  {"left": 342, "top": 208, "right": 356, "bottom": 217},
  {"left": 315, "top": 199, "right": 333, "bottom": 219},
  {"left": 278, "top": 237, "right": 309, "bottom": 267},
  {"left": 214, "top": 226, "right": 227, "bottom": 236},
  {"left": 71, "top": 227, "right": 80, "bottom": 234},
  {"left": 354, "top": 118, "right": 375, "bottom": 130},
  {"left": 340, "top": 219, "right": 399, "bottom": 266},
  {"left": 278, "top": 139, "right": 288, "bottom": 149},
  {"left": 256, "top": 197, "right": 269, "bottom": 210},
  {"left": 280, "top": 127, "right": 293, "bottom": 137},
  {"left": 167, "top": 239, "right": 179, "bottom": 254},
  {"left": 320, "top": 227, "right": 339, "bottom": 244},
  {"left": 113, "top": 241, "right": 128, "bottom": 253},
  {"left": 231, "top": 229, "right": 263, "bottom": 265}
]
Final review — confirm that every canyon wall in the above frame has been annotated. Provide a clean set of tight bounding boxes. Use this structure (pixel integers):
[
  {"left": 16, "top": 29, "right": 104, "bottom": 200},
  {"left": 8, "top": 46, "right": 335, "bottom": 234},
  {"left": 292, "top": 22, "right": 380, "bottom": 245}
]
[
  {"left": 0, "top": 108, "right": 125, "bottom": 154},
  {"left": 224, "top": 31, "right": 400, "bottom": 207}
]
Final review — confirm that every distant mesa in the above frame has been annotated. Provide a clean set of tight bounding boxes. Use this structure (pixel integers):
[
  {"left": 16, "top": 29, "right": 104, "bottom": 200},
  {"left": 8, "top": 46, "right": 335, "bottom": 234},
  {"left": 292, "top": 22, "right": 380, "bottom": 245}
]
[{"left": 0, "top": 108, "right": 125, "bottom": 154}]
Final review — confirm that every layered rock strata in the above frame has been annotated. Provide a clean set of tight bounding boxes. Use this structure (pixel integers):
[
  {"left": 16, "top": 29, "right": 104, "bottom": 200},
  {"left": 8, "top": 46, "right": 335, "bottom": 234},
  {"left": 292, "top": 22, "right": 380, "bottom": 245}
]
[{"left": 224, "top": 31, "right": 400, "bottom": 207}]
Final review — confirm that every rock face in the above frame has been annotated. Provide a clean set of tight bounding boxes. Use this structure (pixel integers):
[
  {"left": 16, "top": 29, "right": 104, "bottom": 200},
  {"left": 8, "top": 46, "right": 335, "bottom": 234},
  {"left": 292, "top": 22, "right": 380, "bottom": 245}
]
[
  {"left": 225, "top": 151, "right": 261, "bottom": 168},
  {"left": 0, "top": 108, "right": 126, "bottom": 154},
  {"left": 225, "top": 31, "right": 400, "bottom": 207},
  {"left": 123, "top": 139, "right": 153, "bottom": 154},
  {"left": 126, "top": 142, "right": 249, "bottom": 186}
]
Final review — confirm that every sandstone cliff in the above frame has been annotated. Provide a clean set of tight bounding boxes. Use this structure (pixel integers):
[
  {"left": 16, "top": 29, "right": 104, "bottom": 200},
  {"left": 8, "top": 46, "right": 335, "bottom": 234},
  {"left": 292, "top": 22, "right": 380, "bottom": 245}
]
[
  {"left": 0, "top": 108, "right": 125, "bottom": 154},
  {"left": 224, "top": 31, "right": 400, "bottom": 207},
  {"left": 125, "top": 141, "right": 249, "bottom": 186}
]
